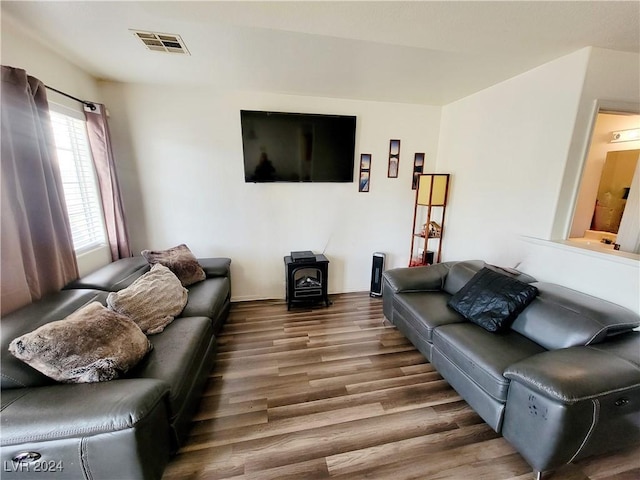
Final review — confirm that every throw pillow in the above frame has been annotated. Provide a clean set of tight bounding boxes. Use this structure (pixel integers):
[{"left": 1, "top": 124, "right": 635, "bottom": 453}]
[
  {"left": 8, "top": 302, "right": 152, "bottom": 384},
  {"left": 447, "top": 267, "right": 538, "bottom": 333},
  {"left": 107, "top": 263, "right": 188, "bottom": 334},
  {"left": 141, "top": 244, "right": 206, "bottom": 286}
]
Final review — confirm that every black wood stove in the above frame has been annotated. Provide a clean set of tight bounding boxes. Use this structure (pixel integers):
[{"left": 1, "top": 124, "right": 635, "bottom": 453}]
[{"left": 284, "top": 251, "right": 330, "bottom": 310}]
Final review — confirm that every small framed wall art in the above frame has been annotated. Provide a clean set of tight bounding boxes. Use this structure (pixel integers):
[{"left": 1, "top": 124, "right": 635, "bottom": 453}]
[
  {"left": 412, "top": 153, "right": 425, "bottom": 189},
  {"left": 359, "top": 153, "right": 371, "bottom": 192},
  {"left": 388, "top": 139, "right": 400, "bottom": 178}
]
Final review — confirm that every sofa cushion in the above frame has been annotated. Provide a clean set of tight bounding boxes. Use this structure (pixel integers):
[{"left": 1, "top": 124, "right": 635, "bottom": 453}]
[
  {"left": 393, "top": 291, "right": 466, "bottom": 343},
  {"left": 1, "top": 289, "right": 109, "bottom": 389},
  {"left": 181, "top": 276, "right": 231, "bottom": 332},
  {"left": 433, "top": 323, "right": 546, "bottom": 402},
  {"left": 511, "top": 282, "right": 640, "bottom": 350},
  {"left": 127, "top": 315, "right": 214, "bottom": 423},
  {"left": 8, "top": 302, "right": 152, "bottom": 384},
  {"left": 448, "top": 267, "right": 538, "bottom": 333},
  {"left": 107, "top": 264, "right": 188, "bottom": 335},
  {"left": 142, "top": 244, "right": 206, "bottom": 286}
]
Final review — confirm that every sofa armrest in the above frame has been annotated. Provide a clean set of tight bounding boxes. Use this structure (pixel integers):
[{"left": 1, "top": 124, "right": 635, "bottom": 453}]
[
  {"left": 1, "top": 379, "right": 172, "bottom": 480},
  {"left": 1, "top": 379, "right": 170, "bottom": 445},
  {"left": 504, "top": 337, "right": 640, "bottom": 403},
  {"left": 382, "top": 262, "right": 454, "bottom": 294},
  {"left": 198, "top": 258, "right": 231, "bottom": 278},
  {"left": 502, "top": 333, "right": 640, "bottom": 472}
]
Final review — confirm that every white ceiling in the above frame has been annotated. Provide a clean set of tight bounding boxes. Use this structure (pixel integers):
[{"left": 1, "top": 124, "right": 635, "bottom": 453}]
[{"left": 2, "top": 1, "right": 639, "bottom": 105}]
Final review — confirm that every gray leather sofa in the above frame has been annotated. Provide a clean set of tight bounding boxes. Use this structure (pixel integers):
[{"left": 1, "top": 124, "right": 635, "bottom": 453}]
[
  {"left": 383, "top": 260, "right": 640, "bottom": 478},
  {"left": 1, "top": 256, "right": 231, "bottom": 480}
]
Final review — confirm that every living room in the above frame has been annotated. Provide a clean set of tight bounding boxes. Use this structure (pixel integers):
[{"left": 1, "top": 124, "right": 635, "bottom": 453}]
[
  {"left": 2, "top": 1, "right": 638, "bottom": 311},
  {"left": 1, "top": 2, "right": 639, "bottom": 479}
]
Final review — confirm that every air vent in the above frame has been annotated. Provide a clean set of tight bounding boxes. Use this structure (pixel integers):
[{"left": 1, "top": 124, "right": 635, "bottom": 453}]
[{"left": 130, "top": 30, "right": 190, "bottom": 55}]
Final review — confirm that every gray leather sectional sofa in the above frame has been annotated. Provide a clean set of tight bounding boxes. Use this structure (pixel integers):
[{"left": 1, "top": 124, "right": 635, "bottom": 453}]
[
  {"left": 383, "top": 260, "right": 640, "bottom": 478},
  {"left": 1, "top": 256, "right": 231, "bottom": 480}
]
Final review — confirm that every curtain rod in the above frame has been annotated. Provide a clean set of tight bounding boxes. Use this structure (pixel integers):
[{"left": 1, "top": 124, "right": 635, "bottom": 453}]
[{"left": 45, "top": 85, "right": 97, "bottom": 111}]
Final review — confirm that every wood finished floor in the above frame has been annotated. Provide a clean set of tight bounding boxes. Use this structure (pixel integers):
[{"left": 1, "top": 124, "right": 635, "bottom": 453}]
[{"left": 163, "top": 292, "right": 640, "bottom": 480}]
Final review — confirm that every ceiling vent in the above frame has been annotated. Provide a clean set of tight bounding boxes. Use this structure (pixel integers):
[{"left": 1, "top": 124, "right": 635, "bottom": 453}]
[{"left": 130, "top": 30, "right": 190, "bottom": 55}]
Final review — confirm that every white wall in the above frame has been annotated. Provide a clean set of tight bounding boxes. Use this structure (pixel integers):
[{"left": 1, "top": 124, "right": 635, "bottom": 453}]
[
  {"left": 99, "top": 83, "right": 442, "bottom": 300},
  {"left": 1, "top": 14, "right": 112, "bottom": 276},
  {"left": 519, "top": 237, "right": 639, "bottom": 312},
  {"left": 1, "top": 15, "right": 101, "bottom": 107},
  {"left": 437, "top": 47, "right": 640, "bottom": 312},
  {"left": 436, "top": 48, "right": 590, "bottom": 265}
]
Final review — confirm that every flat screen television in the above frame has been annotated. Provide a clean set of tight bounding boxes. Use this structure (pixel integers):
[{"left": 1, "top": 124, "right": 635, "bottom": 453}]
[{"left": 240, "top": 110, "right": 356, "bottom": 183}]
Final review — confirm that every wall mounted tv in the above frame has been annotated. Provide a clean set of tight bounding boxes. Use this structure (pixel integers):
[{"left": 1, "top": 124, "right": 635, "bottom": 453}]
[{"left": 240, "top": 110, "right": 357, "bottom": 183}]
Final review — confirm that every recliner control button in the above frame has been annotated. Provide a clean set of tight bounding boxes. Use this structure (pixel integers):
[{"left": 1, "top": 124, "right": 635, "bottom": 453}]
[{"left": 615, "top": 397, "right": 630, "bottom": 407}]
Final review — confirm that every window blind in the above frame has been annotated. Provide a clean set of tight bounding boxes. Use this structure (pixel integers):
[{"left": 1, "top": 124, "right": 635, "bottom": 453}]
[{"left": 50, "top": 109, "right": 107, "bottom": 253}]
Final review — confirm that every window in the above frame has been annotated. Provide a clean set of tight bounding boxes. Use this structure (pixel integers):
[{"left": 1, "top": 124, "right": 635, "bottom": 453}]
[{"left": 50, "top": 106, "right": 107, "bottom": 253}]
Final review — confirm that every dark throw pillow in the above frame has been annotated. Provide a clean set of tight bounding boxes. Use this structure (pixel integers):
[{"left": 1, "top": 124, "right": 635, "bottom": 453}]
[
  {"left": 141, "top": 244, "right": 206, "bottom": 286},
  {"left": 448, "top": 267, "right": 538, "bottom": 333}
]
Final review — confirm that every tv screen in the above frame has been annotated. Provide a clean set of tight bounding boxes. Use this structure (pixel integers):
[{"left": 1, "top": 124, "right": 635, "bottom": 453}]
[{"left": 240, "top": 110, "right": 356, "bottom": 183}]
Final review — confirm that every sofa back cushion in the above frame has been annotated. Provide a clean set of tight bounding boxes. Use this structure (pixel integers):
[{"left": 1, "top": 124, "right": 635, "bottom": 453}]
[
  {"left": 64, "top": 256, "right": 150, "bottom": 292},
  {"left": 511, "top": 282, "right": 640, "bottom": 350},
  {"left": 442, "top": 260, "right": 486, "bottom": 295},
  {"left": 442, "top": 261, "right": 536, "bottom": 296}
]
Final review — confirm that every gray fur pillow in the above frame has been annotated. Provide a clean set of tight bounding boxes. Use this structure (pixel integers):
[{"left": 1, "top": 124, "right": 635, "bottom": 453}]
[
  {"left": 8, "top": 302, "right": 151, "bottom": 384},
  {"left": 141, "top": 244, "right": 206, "bottom": 286},
  {"left": 107, "top": 263, "right": 188, "bottom": 334}
]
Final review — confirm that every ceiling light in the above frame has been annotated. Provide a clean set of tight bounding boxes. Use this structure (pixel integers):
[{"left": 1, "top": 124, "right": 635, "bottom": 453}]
[{"left": 610, "top": 128, "right": 640, "bottom": 143}]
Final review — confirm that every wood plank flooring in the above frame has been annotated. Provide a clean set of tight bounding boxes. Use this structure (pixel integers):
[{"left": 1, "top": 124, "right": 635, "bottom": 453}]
[{"left": 163, "top": 292, "right": 640, "bottom": 480}]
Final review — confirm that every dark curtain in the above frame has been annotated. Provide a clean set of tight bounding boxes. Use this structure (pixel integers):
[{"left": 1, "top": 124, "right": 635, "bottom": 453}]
[
  {"left": 85, "top": 104, "right": 132, "bottom": 260},
  {"left": 1, "top": 66, "right": 78, "bottom": 315}
]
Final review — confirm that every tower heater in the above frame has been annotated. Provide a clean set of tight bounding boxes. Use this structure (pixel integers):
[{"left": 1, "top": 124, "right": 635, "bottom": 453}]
[{"left": 370, "top": 252, "right": 386, "bottom": 297}]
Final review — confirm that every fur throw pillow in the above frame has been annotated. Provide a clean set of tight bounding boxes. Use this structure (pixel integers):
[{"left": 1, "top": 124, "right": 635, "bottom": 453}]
[
  {"left": 107, "top": 263, "right": 188, "bottom": 334},
  {"left": 8, "top": 302, "right": 151, "bottom": 384},
  {"left": 141, "top": 244, "right": 206, "bottom": 286}
]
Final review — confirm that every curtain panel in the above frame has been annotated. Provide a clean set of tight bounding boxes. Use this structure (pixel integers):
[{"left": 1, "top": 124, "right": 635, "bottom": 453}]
[
  {"left": 85, "top": 105, "right": 132, "bottom": 261},
  {"left": 1, "top": 66, "right": 78, "bottom": 315}
]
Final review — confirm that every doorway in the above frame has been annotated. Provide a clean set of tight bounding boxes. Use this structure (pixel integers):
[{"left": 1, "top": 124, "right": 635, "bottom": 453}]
[{"left": 569, "top": 111, "right": 640, "bottom": 253}]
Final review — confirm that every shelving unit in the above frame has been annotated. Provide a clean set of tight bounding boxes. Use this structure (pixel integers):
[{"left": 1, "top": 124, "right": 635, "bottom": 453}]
[{"left": 409, "top": 173, "right": 450, "bottom": 267}]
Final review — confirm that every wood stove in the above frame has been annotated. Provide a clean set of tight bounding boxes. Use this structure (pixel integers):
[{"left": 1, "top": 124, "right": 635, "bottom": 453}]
[{"left": 284, "top": 252, "right": 330, "bottom": 310}]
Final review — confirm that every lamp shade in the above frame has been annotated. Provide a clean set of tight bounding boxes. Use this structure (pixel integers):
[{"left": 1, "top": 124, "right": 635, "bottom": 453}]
[{"left": 417, "top": 174, "right": 448, "bottom": 206}]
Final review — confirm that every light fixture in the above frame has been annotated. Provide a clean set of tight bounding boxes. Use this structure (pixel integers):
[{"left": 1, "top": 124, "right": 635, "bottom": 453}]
[
  {"left": 610, "top": 128, "right": 640, "bottom": 143},
  {"left": 417, "top": 174, "right": 449, "bottom": 206}
]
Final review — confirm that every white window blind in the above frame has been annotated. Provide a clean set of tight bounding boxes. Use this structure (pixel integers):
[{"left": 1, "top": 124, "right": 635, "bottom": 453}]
[{"left": 50, "top": 108, "right": 107, "bottom": 253}]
